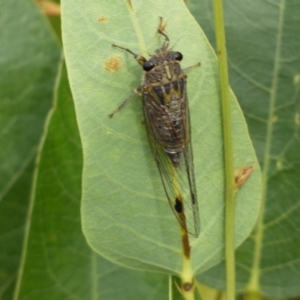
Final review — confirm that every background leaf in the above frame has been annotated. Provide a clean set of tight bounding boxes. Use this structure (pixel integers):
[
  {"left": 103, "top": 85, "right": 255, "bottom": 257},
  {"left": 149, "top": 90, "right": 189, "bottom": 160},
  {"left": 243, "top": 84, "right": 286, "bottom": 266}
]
[
  {"left": 188, "top": 0, "right": 300, "bottom": 297},
  {"left": 0, "top": 0, "right": 60, "bottom": 298},
  {"left": 62, "top": 0, "right": 261, "bottom": 276}
]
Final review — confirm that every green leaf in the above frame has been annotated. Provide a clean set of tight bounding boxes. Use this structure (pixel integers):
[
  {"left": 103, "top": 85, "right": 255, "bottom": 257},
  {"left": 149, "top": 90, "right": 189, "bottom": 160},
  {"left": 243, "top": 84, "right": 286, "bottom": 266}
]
[
  {"left": 0, "top": 158, "right": 35, "bottom": 300},
  {"left": 0, "top": 0, "right": 60, "bottom": 298},
  {"left": 62, "top": 0, "right": 261, "bottom": 275},
  {"left": 189, "top": 0, "right": 300, "bottom": 297}
]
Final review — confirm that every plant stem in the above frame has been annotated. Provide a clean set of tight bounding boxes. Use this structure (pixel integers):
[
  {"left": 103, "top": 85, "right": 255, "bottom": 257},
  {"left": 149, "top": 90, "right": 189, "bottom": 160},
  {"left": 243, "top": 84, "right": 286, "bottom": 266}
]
[{"left": 212, "top": 0, "right": 236, "bottom": 299}]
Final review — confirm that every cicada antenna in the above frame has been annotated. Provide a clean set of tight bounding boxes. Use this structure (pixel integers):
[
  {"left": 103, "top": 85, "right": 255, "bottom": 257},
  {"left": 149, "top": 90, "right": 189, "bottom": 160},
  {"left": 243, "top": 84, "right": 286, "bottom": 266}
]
[{"left": 112, "top": 44, "right": 146, "bottom": 66}]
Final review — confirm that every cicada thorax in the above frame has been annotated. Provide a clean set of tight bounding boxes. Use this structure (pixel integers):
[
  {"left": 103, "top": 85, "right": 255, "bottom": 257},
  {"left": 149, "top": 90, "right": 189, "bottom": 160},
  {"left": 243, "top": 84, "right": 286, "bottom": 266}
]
[{"left": 142, "top": 57, "right": 188, "bottom": 168}]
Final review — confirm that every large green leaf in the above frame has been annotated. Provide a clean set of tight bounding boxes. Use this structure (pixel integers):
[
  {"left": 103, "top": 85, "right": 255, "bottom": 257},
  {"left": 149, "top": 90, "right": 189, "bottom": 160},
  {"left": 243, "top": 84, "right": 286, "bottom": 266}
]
[
  {"left": 189, "top": 0, "right": 300, "bottom": 297},
  {"left": 62, "top": 0, "right": 261, "bottom": 275},
  {"left": 0, "top": 0, "right": 60, "bottom": 298}
]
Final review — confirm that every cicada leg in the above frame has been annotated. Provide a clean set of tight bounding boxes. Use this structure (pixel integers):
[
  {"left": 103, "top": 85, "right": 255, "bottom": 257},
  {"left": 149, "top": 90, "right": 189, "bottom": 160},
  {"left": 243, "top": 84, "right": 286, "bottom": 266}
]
[
  {"left": 109, "top": 44, "right": 145, "bottom": 118},
  {"left": 109, "top": 88, "right": 142, "bottom": 118},
  {"left": 183, "top": 62, "right": 201, "bottom": 72}
]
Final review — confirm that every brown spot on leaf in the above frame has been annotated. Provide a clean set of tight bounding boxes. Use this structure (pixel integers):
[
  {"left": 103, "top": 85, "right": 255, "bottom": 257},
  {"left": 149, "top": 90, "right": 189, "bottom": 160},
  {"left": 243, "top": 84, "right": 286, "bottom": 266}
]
[
  {"left": 104, "top": 55, "right": 122, "bottom": 72},
  {"left": 235, "top": 166, "right": 253, "bottom": 190},
  {"left": 98, "top": 16, "right": 108, "bottom": 23}
]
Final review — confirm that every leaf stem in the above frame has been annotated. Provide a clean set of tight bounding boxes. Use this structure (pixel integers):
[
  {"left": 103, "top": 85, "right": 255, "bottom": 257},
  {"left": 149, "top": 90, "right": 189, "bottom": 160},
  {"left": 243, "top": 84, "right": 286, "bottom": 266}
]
[
  {"left": 180, "top": 256, "right": 195, "bottom": 300},
  {"left": 212, "top": 0, "right": 236, "bottom": 299}
]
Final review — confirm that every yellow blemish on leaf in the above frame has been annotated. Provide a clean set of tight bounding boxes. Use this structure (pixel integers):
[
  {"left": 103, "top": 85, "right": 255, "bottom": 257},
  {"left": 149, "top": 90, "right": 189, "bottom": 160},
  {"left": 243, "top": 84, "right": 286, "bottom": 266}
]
[
  {"left": 234, "top": 166, "right": 254, "bottom": 190},
  {"left": 104, "top": 55, "right": 122, "bottom": 72},
  {"left": 98, "top": 16, "right": 108, "bottom": 23}
]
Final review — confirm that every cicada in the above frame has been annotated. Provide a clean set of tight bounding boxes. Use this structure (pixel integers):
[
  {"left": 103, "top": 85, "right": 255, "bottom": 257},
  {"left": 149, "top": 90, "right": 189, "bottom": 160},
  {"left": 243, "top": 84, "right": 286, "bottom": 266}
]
[{"left": 110, "top": 19, "right": 200, "bottom": 237}]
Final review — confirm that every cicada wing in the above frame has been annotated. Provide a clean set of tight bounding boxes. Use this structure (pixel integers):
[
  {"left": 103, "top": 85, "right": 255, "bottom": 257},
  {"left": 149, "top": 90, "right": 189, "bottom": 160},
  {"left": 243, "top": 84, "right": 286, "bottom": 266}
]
[
  {"left": 143, "top": 96, "right": 200, "bottom": 237},
  {"left": 182, "top": 102, "right": 200, "bottom": 237}
]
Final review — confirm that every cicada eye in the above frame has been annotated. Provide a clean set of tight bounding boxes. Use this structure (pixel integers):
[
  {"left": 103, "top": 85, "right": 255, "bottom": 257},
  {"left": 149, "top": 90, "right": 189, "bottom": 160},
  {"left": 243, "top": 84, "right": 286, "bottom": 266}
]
[
  {"left": 143, "top": 60, "right": 155, "bottom": 71},
  {"left": 174, "top": 52, "right": 183, "bottom": 61}
]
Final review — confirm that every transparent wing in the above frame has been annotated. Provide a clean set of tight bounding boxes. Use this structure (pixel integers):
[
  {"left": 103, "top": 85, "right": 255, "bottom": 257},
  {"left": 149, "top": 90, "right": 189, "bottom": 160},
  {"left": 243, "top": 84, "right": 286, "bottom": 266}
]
[{"left": 143, "top": 95, "right": 200, "bottom": 237}]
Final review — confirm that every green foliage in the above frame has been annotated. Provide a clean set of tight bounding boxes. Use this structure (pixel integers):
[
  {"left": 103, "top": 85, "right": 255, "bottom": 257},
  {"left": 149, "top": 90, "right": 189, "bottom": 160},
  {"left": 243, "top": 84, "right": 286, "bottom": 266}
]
[{"left": 0, "top": 0, "right": 299, "bottom": 299}]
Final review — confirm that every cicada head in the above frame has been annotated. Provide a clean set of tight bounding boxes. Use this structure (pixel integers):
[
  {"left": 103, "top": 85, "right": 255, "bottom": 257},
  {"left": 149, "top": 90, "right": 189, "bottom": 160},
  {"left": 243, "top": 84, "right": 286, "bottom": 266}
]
[{"left": 142, "top": 50, "right": 184, "bottom": 84}]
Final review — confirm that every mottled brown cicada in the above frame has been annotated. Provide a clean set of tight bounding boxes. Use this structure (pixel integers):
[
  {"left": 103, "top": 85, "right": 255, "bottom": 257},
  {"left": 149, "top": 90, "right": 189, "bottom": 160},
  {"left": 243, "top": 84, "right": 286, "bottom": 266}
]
[{"left": 110, "top": 19, "right": 200, "bottom": 237}]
